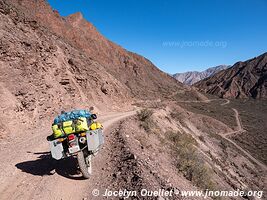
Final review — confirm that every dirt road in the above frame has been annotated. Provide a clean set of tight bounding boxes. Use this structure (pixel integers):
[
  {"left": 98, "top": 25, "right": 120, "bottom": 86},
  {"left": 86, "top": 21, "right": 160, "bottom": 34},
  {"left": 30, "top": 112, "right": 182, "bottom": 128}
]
[
  {"left": 178, "top": 98, "right": 267, "bottom": 171},
  {"left": 0, "top": 98, "right": 266, "bottom": 200},
  {"left": 0, "top": 110, "right": 137, "bottom": 200},
  {"left": 224, "top": 108, "right": 244, "bottom": 136},
  {"left": 221, "top": 108, "right": 266, "bottom": 171}
]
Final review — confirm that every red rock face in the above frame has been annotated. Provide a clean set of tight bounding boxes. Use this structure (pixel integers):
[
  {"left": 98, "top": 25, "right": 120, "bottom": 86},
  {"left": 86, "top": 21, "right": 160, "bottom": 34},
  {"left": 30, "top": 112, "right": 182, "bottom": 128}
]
[
  {"left": 7, "top": 0, "right": 184, "bottom": 100},
  {"left": 195, "top": 53, "right": 267, "bottom": 99},
  {"left": 0, "top": 0, "right": 193, "bottom": 138}
]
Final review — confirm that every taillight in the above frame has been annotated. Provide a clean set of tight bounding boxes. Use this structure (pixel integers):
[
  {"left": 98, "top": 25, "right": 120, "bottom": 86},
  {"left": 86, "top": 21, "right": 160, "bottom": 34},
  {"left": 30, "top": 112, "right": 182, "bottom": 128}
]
[{"left": 68, "top": 134, "right": 75, "bottom": 141}]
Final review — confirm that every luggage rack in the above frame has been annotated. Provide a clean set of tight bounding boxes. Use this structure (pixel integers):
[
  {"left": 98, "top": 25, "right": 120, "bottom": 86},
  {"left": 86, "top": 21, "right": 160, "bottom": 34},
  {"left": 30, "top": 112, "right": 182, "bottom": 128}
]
[{"left": 49, "top": 129, "right": 104, "bottom": 160}]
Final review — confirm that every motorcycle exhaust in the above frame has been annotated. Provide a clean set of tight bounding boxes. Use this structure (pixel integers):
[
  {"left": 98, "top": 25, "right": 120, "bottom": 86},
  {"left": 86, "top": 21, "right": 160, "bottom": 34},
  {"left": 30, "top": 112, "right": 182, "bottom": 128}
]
[{"left": 79, "top": 137, "right": 86, "bottom": 144}]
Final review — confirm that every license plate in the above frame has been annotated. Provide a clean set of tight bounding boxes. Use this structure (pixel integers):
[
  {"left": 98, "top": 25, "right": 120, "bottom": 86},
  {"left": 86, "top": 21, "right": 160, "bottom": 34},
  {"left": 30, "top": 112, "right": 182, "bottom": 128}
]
[{"left": 68, "top": 145, "right": 80, "bottom": 154}]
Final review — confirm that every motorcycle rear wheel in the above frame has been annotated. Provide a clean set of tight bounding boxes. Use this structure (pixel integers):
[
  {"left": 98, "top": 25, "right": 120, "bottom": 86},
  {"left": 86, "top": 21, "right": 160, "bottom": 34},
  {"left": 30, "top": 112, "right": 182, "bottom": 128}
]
[{"left": 77, "top": 150, "right": 92, "bottom": 179}]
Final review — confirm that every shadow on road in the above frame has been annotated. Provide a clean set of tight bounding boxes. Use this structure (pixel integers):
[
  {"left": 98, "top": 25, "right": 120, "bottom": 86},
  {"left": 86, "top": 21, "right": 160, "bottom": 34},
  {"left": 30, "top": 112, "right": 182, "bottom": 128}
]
[{"left": 15, "top": 152, "right": 85, "bottom": 180}]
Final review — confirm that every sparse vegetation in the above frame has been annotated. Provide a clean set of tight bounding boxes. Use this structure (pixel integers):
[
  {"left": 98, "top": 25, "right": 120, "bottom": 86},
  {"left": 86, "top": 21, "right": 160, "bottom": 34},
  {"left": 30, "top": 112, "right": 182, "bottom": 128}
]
[
  {"left": 137, "top": 109, "right": 155, "bottom": 133},
  {"left": 178, "top": 98, "right": 267, "bottom": 165},
  {"left": 178, "top": 97, "right": 267, "bottom": 164},
  {"left": 178, "top": 100, "right": 236, "bottom": 129},
  {"left": 219, "top": 140, "right": 228, "bottom": 151},
  {"left": 167, "top": 131, "right": 215, "bottom": 190},
  {"left": 229, "top": 99, "right": 267, "bottom": 164},
  {"left": 172, "top": 90, "right": 204, "bottom": 101}
]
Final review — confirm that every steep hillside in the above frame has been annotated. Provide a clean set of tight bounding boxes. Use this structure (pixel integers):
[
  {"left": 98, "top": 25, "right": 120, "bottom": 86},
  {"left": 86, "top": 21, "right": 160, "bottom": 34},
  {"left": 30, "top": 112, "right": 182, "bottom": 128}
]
[
  {"left": 195, "top": 53, "right": 267, "bottom": 98},
  {"left": 173, "top": 65, "right": 230, "bottom": 85},
  {"left": 0, "top": 0, "right": 194, "bottom": 139},
  {"left": 7, "top": 0, "right": 183, "bottom": 99},
  {"left": 0, "top": 0, "right": 134, "bottom": 138}
]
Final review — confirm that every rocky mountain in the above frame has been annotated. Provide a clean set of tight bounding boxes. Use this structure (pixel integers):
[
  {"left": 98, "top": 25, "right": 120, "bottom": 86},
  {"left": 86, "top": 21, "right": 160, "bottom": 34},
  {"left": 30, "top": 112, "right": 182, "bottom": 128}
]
[
  {"left": 195, "top": 53, "right": 267, "bottom": 98},
  {"left": 6, "top": 0, "right": 184, "bottom": 100},
  {"left": 0, "top": 0, "right": 197, "bottom": 138},
  {"left": 173, "top": 65, "right": 230, "bottom": 85}
]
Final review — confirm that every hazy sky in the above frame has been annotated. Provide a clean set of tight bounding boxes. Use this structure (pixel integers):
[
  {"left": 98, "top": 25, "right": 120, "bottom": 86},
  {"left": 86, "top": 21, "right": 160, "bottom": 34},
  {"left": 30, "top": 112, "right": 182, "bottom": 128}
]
[{"left": 48, "top": 0, "right": 267, "bottom": 73}]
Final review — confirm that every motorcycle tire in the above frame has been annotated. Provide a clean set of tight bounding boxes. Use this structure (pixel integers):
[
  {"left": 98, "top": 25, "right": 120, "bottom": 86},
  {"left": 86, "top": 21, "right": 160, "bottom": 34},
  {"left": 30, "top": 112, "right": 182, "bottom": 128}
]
[{"left": 77, "top": 150, "right": 92, "bottom": 179}]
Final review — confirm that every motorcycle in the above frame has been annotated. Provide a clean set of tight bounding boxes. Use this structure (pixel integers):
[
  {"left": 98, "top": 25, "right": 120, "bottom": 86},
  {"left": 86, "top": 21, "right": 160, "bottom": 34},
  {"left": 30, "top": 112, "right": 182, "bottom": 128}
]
[{"left": 48, "top": 127, "right": 104, "bottom": 179}]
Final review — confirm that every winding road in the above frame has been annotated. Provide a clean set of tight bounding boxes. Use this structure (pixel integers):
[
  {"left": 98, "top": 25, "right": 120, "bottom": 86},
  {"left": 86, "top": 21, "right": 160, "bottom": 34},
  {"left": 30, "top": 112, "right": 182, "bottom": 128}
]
[
  {"left": 0, "top": 98, "right": 266, "bottom": 200},
  {"left": 180, "top": 98, "right": 267, "bottom": 171},
  {"left": 220, "top": 107, "right": 266, "bottom": 171}
]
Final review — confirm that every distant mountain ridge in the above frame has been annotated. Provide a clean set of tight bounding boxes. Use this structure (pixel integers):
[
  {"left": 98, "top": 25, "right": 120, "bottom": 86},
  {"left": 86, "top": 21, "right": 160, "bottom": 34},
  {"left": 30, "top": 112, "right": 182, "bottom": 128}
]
[
  {"left": 195, "top": 53, "right": 267, "bottom": 99},
  {"left": 173, "top": 65, "right": 230, "bottom": 85}
]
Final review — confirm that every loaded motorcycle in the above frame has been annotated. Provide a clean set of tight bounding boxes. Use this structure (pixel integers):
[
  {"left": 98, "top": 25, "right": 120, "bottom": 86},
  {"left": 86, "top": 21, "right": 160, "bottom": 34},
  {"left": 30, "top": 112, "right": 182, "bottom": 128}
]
[{"left": 47, "top": 111, "right": 104, "bottom": 179}]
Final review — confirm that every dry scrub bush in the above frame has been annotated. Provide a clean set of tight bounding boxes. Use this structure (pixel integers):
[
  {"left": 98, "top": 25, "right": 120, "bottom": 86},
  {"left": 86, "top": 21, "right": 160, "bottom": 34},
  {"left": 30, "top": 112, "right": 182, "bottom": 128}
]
[
  {"left": 137, "top": 109, "right": 155, "bottom": 133},
  {"left": 167, "top": 132, "right": 215, "bottom": 190}
]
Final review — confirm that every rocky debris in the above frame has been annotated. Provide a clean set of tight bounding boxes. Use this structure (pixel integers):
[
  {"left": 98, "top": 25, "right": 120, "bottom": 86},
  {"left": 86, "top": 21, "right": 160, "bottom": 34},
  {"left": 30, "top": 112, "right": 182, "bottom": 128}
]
[
  {"left": 59, "top": 79, "right": 70, "bottom": 85},
  {"left": 100, "top": 82, "right": 116, "bottom": 95},
  {"left": 195, "top": 53, "right": 267, "bottom": 99},
  {"left": 100, "top": 83, "right": 109, "bottom": 95},
  {"left": 106, "top": 122, "right": 180, "bottom": 200}
]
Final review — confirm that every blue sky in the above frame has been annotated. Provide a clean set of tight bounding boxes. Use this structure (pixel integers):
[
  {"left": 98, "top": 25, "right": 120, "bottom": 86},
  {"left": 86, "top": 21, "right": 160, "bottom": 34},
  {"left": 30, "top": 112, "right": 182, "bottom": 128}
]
[{"left": 48, "top": 0, "right": 267, "bottom": 74}]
